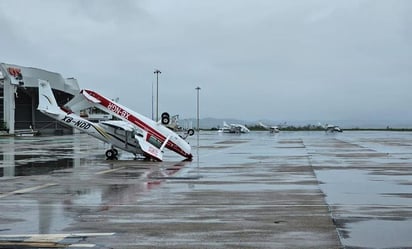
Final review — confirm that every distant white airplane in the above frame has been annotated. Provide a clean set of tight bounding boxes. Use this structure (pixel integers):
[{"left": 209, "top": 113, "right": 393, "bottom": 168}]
[
  {"left": 319, "top": 123, "right": 343, "bottom": 133},
  {"left": 66, "top": 88, "right": 193, "bottom": 161},
  {"left": 218, "top": 121, "right": 250, "bottom": 133},
  {"left": 326, "top": 124, "right": 342, "bottom": 133},
  {"left": 258, "top": 122, "right": 280, "bottom": 133},
  {"left": 38, "top": 80, "right": 146, "bottom": 159}
]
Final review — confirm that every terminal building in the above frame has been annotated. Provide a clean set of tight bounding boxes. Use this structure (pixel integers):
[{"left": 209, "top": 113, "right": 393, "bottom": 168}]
[{"left": 0, "top": 63, "right": 80, "bottom": 135}]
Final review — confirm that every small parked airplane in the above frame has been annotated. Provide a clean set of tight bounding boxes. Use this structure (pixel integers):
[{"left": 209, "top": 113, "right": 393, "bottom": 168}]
[
  {"left": 258, "top": 122, "right": 280, "bottom": 133},
  {"left": 319, "top": 123, "right": 343, "bottom": 133},
  {"left": 326, "top": 124, "right": 342, "bottom": 133},
  {"left": 218, "top": 121, "right": 250, "bottom": 133},
  {"left": 37, "top": 80, "right": 166, "bottom": 160},
  {"left": 64, "top": 88, "right": 193, "bottom": 161}
]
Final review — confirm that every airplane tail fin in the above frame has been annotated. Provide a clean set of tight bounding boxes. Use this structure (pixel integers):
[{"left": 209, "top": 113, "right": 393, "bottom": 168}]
[{"left": 37, "top": 80, "right": 64, "bottom": 115}]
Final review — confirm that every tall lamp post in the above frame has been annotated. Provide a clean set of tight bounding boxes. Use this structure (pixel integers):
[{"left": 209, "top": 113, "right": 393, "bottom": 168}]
[
  {"left": 151, "top": 79, "right": 154, "bottom": 120},
  {"left": 195, "top": 86, "right": 201, "bottom": 133},
  {"left": 195, "top": 86, "right": 201, "bottom": 155},
  {"left": 154, "top": 69, "right": 161, "bottom": 121},
  {"left": 195, "top": 86, "right": 201, "bottom": 173}
]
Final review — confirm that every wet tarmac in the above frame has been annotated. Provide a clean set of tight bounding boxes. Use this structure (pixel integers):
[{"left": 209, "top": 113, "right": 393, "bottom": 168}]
[{"left": 0, "top": 131, "right": 411, "bottom": 248}]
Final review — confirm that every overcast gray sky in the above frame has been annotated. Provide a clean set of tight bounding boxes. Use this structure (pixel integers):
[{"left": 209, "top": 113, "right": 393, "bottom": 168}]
[{"left": 1, "top": 0, "right": 411, "bottom": 123}]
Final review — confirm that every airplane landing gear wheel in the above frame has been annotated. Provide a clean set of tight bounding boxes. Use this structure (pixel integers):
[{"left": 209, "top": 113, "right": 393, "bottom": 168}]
[
  {"left": 105, "top": 149, "right": 118, "bottom": 160},
  {"left": 187, "top": 129, "right": 195, "bottom": 136},
  {"left": 161, "top": 112, "right": 170, "bottom": 125}
]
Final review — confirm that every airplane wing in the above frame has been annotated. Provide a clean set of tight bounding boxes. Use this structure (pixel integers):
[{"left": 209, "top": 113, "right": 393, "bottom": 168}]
[
  {"left": 101, "top": 120, "right": 135, "bottom": 132},
  {"left": 63, "top": 93, "right": 95, "bottom": 114},
  {"left": 63, "top": 89, "right": 101, "bottom": 114},
  {"left": 81, "top": 89, "right": 101, "bottom": 104}
]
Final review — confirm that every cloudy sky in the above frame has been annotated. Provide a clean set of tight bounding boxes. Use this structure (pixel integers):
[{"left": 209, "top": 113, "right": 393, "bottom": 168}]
[{"left": 1, "top": 0, "right": 411, "bottom": 124}]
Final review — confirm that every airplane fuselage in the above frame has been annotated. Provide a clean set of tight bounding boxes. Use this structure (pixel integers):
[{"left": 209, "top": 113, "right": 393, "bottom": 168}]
[{"left": 49, "top": 112, "right": 142, "bottom": 156}]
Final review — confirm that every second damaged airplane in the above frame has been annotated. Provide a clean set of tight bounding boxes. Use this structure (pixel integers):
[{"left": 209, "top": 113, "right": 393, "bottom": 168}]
[
  {"left": 218, "top": 121, "right": 250, "bottom": 133},
  {"left": 38, "top": 80, "right": 192, "bottom": 161}
]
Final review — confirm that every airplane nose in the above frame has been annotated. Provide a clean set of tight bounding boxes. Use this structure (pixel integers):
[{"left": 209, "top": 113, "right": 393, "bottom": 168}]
[
  {"left": 174, "top": 135, "right": 192, "bottom": 160},
  {"left": 181, "top": 140, "right": 192, "bottom": 160}
]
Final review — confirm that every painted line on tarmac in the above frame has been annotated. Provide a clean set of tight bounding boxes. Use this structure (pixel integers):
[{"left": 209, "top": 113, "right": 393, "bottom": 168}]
[
  {"left": 0, "top": 233, "right": 115, "bottom": 238},
  {"left": 69, "top": 244, "right": 96, "bottom": 247},
  {"left": 0, "top": 183, "right": 57, "bottom": 199},
  {"left": 96, "top": 167, "right": 125, "bottom": 175},
  {"left": 0, "top": 233, "right": 115, "bottom": 248}
]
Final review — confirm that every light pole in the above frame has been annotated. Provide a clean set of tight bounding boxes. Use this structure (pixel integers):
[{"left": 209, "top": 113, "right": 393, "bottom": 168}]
[
  {"left": 195, "top": 86, "right": 201, "bottom": 133},
  {"left": 154, "top": 69, "right": 161, "bottom": 121},
  {"left": 151, "top": 79, "right": 154, "bottom": 120},
  {"left": 195, "top": 86, "right": 201, "bottom": 166}
]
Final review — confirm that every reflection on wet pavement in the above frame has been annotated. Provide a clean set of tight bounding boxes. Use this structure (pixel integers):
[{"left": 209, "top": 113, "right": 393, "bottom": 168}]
[
  {"left": 0, "top": 131, "right": 411, "bottom": 248},
  {"left": 306, "top": 131, "right": 412, "bottom": 248}
]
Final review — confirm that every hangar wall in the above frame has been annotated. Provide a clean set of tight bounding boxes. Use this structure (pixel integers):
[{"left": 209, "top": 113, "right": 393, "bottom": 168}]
[{"left": 0, "top": 63, "right": 80, "bottom": 135}]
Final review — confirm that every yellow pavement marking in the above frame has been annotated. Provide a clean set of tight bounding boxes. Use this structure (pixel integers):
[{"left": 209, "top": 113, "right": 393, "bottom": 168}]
[
  {"left": 0, "top": 183, "right": 57, "bottom": 199},
  {"left": 69, "top": 244, "right": 96, "bottom": 248},
  {"left": 0, "top": 233, "right": 115, "bottom": 248},
  {"left": 96, "top": 167, "right": 125, "bottom": 175},
  {"left": 0, "top": 233, "right": 115, "bottom": 238}
]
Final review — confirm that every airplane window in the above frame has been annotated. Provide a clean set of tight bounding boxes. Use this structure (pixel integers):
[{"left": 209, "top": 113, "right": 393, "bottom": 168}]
[
  {"left": 147, "top": 135, "right": 161, "bottom": 149},
  {"left": 115, "top": 129, "right": 126, "bottom": 136}
]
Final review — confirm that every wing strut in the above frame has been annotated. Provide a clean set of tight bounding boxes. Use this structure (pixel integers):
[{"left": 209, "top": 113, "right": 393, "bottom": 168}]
[{"left": 160, "top": 135, "right": 171, "bottom": 152}]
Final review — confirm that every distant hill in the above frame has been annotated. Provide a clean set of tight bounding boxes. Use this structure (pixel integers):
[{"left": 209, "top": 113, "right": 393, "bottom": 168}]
[
  {"left": 179, "top": 117, "right": 253, "bottom": 129},
  {"left": 178, "top": 117, "right": 412, "bottom": 130}
]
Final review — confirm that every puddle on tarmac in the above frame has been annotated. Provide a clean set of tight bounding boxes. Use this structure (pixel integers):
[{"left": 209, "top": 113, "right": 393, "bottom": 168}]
[
  {"left": 0, "top": 157, "right": 74, "bottom": 177},
  {"left": 342, "top": 219, "right": 412, "bottom": 248},
  {"left": 315, "top": 169, "right": 412, "bottom": 206},
  {"left": 187, "top": 183, "right": 319, "bottom": 191},
  {"left": 313, "top": 149, "right": 412, "bottom": 248}
]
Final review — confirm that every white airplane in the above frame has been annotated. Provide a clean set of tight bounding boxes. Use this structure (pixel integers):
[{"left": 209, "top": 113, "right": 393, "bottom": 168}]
[
  {"left": 63, "top": 87, "right": 193, "bottom": 161},
  {"left": 37, "top": 80, "right": 167, "bottom": 160},
  {"left": 218, "top": 121, "right": 250, "bottom": 133},
  {"left": 258, "top": 122, "right": 280, "bottom": 133},
  {"left": 319, "top": 123, "right": 343, "bottom": 133},
  {"left": 326, "top": 124, "right": 342, "bottom": 133}
]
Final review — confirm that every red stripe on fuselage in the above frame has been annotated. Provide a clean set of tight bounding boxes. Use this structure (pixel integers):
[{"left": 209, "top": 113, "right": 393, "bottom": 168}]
[{"left": 82, "top": 90, "right": 190, "bottom": 158}]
